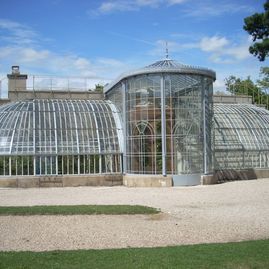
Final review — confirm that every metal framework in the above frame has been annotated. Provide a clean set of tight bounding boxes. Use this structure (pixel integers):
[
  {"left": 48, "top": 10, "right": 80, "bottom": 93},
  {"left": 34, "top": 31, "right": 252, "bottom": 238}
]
[
  {"left": 104, "top": 59, "right": 216, "bottom": 93},
  {"left": 2, "top": 58, "right": 268, "bottom": 182},
  {"left": 214, "top": 104, "right": 269, "bottom": 170},
  {"left": 105, "top": 59, "right": 215, "bottom": 177},
  {"left": 0, "top": 99, "right": 123, "bottom": 176}
]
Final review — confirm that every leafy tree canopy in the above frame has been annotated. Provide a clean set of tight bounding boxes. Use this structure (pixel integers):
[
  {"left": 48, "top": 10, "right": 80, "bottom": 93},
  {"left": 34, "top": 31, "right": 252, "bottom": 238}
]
[
  {"left": 225, "top": 76, "right": 259, "bottom": 96},
  {"left": 257, "top": 67, "right": 269, "bottom": 88},
  {"left": 94, "top": 84, "right": 104, "bottom": 93},
  {"left": 243, "top": 1, "right": 269, "bottom": 61},
  {"left": 225, "top": 68, "right": 269, "bottom": 109}
]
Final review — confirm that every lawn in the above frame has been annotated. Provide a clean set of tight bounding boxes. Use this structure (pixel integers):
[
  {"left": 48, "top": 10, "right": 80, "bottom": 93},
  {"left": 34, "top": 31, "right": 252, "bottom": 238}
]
[
  {"left": 0, "top": 239, "right": 268, "bottom": 269},
  {"left": 0, "top": 205, "right": 159, "bottom": 215}
]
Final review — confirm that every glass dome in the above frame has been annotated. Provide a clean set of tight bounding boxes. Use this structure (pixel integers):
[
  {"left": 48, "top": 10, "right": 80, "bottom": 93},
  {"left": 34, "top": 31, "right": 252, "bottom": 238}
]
[
  {"left": 0, "top": 99, "right": 123, "bottom": 176},
  {"left": 104, "top": 59, "right": 216, "bottom": 93},
  {"left": 105, "top": 58, "right": 215, "bottom": 186}
]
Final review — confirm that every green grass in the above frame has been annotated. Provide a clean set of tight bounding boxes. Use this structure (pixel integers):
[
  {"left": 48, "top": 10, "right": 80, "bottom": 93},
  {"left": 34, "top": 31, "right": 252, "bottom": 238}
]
[
  {"left": 0, "top": 240, "right": 268, "bottom": 269},
  {"left": 0, "top": 205, "right": 160, "bottom": 216}
]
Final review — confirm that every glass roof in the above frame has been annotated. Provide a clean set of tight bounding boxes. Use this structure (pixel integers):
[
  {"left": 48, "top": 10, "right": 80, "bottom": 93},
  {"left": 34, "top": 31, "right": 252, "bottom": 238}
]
[
  {"left": 214, "top": 104, "right": 269, "bottom": 151},
  {"left": 145, "top": 59, "right": 187, "bottom": 68},
  {"left": 0, "top": 99, "right": 123, "bottom": 156},
  {"left": 104, "top": 58, "right": 216, "bottom": 93},
  {"left": 0, "top": 100, "right": 267, "bottom": 159}
]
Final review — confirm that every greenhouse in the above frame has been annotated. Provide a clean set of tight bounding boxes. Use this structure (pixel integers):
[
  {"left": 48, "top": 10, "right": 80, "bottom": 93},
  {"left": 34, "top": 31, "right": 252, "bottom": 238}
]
[
  {"left": 105, "top": 58, "right": 216, "bottom": 185},
  {"left": 0, "top": 99, "right": 123, "bottom": 177},
  {"left": 0, "top": 58, "right": 269, "bottom": 187},
  {"left": 214, "top": 103, "right": 269, "bottom": 178}
]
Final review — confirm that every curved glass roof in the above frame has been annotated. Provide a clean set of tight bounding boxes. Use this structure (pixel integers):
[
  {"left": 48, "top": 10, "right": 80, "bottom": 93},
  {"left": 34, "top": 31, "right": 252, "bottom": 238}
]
[
  {"left": 0, "top": 99, "right": 123, "bottom": 156},
  {"left": 104, "top": 58, "right": 216, "bottom": 93},
  {"left": 145, "top": 59, "right": 188, "bottom": 68},
  {"left": 214, "top": 104, "right": 269, "bottom": 151}
]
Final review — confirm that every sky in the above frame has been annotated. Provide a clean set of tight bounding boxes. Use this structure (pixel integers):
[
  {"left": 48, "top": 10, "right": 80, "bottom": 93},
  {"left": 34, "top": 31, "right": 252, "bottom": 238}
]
[{"left": 0, "top": 0, "right": 268, "bottom": 96}]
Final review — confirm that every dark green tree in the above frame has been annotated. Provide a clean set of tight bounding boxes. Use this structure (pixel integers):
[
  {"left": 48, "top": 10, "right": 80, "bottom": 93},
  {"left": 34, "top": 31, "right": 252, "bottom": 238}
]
[
  {"left": 257, "top": 67, "right": 269, "bottom": 87},
  {"left": 224, "top": 75, "right": 263, "bottom": 105},
  {"left": 257, "top": 67, "right": 269, "bottom": 109},
  {"left": 94, "top": 84, "right": 104, "bottom": 93},
  {"left": 243, "top": 1, "right": 269, "bottom": 61}
]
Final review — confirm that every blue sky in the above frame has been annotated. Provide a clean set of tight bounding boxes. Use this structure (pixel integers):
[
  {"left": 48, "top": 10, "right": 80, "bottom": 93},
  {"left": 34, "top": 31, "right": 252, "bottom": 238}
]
[{"left": 0, "top": 0, "right": 268, "bottom": 95}]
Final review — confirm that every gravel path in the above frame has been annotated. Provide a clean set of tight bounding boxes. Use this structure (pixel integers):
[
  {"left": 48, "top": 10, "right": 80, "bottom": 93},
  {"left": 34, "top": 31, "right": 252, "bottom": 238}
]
[{"left": 0, "top": 179, "right": 269, "bottom": 251}]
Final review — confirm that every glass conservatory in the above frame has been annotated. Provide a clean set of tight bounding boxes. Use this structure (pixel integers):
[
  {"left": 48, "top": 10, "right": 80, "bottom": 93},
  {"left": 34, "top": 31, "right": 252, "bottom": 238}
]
[
  {"left": 214, "top": 103, "right": 269, "bottom": 171},
  {"left": 0, "top": 99, "right": 123, "bottom": 176},
  {"left": 1, "top": 58, "right": 269, "bottom": 187},
  {"left": 105, "top": 58, "right": 216, "bottom": 185}
]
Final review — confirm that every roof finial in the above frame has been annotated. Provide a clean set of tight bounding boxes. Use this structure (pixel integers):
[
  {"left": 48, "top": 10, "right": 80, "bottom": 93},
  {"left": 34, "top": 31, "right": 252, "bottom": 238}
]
[{"left": 165, "top": 41, "right": 169, "bottom": 59}]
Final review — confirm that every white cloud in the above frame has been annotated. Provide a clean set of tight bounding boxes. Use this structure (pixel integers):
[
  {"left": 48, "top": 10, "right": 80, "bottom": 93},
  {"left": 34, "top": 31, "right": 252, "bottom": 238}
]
[
  {"left": 150, "top": 39, "right": 182, "bottom": 57},
  {"left": 0, "top": 19, "right": 130, "bottom": 95},
  {"left": 136, "top": 0, "right": 161, "bottom": 7},
  {"left": 0, "top": 45, "right": 97, "bottom": 77},
  {"left": 96, "top": 57, "right": 126, "bottom": 67},
  {"left": 92, "top": 0, "right": 252, "bottom": 16},
  {"left": 213, "top": 79, "right": 227, "bottom": 92},
  {"left": 198, "top": 35, "right": 252, "bottom": 64},
  {"left": 0, "top": 46, "right": 14, "bottom": 58},
  {"left": 149, "top": 38, "right": 200, "bottom": 59},
  {"left": 167, "top": 0, "right": 186, "bottom": 5},
  {"left": 94, "top": 0, "right": 187, "bottom": 14},
  {"left": 209, "top": 54, "right": 235, "bottom": 64},
  {"left": 0, "top": 19, "right": 38, "bottom": 45},
  {"left": 0, "top": 42, "right": 129, "bottom": 92},
  {"left": 183, "top": 2, "right": 254, "bottom": 18},
  {"left": 20, "top": 48, "right": 51, "bottom": 62},
  {"left": 200, "top": 36, "right": 229, "bottom": 52},
  {"left": 98, "top": 1, "right": 136, "bottom": 13},
  {"left": 74, "top": 57, "right": 92, "bottom": 71},
  {"left": 148, "top": 34, "right": 252, "bottom": 66},
  {"left": 225, "top": 45, "right": 251, "bottom": 60}
]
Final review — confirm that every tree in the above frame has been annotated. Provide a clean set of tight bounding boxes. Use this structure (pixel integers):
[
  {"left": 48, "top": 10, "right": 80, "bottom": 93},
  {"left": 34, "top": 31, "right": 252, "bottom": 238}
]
[
  {"left": 94, "top": 84, "right": 104, "bottom": 93},
  {"left": 225, "top": 76, "right": 257, "bottom": 96},
  {"left": 224, "top": 75, "right": 264, "bottom": 105},
  {"left": 243, "top": 1, "right": 269, "bottom": 61},
  {"left": 257, "top": 67, "right": 269, "bottom": 109},
  {"left": 257, "top": 67, "right": 269, "bottom": 88}
]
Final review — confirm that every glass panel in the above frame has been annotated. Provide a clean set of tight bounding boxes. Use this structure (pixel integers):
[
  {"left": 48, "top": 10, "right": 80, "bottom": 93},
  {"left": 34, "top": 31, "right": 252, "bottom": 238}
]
[{"left": 214, "top": 104, "right": 269, "bottom": 170}]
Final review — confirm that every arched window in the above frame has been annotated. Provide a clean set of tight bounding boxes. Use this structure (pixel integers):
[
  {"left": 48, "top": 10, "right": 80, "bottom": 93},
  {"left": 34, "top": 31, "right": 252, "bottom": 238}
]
[
  {"left": 132, "top": 122, "right": 155, "bottom": 173},
  {"left": 173, "top": 121, "right": 202, "bottom": 174}
]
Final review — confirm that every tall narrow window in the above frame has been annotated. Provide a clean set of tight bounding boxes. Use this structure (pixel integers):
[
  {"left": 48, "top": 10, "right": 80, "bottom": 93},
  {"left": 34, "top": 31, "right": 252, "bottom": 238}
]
[{"left": 132, "top": 122, "right": 155, "bottom": 174}]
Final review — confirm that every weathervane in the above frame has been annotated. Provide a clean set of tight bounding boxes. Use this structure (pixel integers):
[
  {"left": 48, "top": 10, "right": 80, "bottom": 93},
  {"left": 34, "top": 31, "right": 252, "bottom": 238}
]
[{"left": 165, "top": 41, "right": 169, "bottom": 59}]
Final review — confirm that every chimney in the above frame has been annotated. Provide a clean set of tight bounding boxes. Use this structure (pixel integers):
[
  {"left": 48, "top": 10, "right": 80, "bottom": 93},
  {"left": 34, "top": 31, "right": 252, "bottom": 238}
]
[
  {"left": 7, "top": 66, "right": 28, "bottom": 96},
  {"left": 11, "top": 65, "right": 20, "bottom": 74}
]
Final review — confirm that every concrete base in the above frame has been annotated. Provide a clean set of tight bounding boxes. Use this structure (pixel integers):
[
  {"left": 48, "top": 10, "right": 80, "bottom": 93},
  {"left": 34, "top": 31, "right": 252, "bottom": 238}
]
[
  {"left": 0, "top": 169, "right": 268, "bottom": 188},
  {"left": 214, "top": 169, "right": 269, "bottom": 182},
  {"left": 201, "top": 174, "right": 218, "bottom": 185},
  {"left": 123, "top": 174, "right": 172, "bottom": 187},
  {"left": 0, "top": 174, "right": 123, "bottom": 188},
  {"left": 254, "top": 169, "right": 269, "bottom": 179}
]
